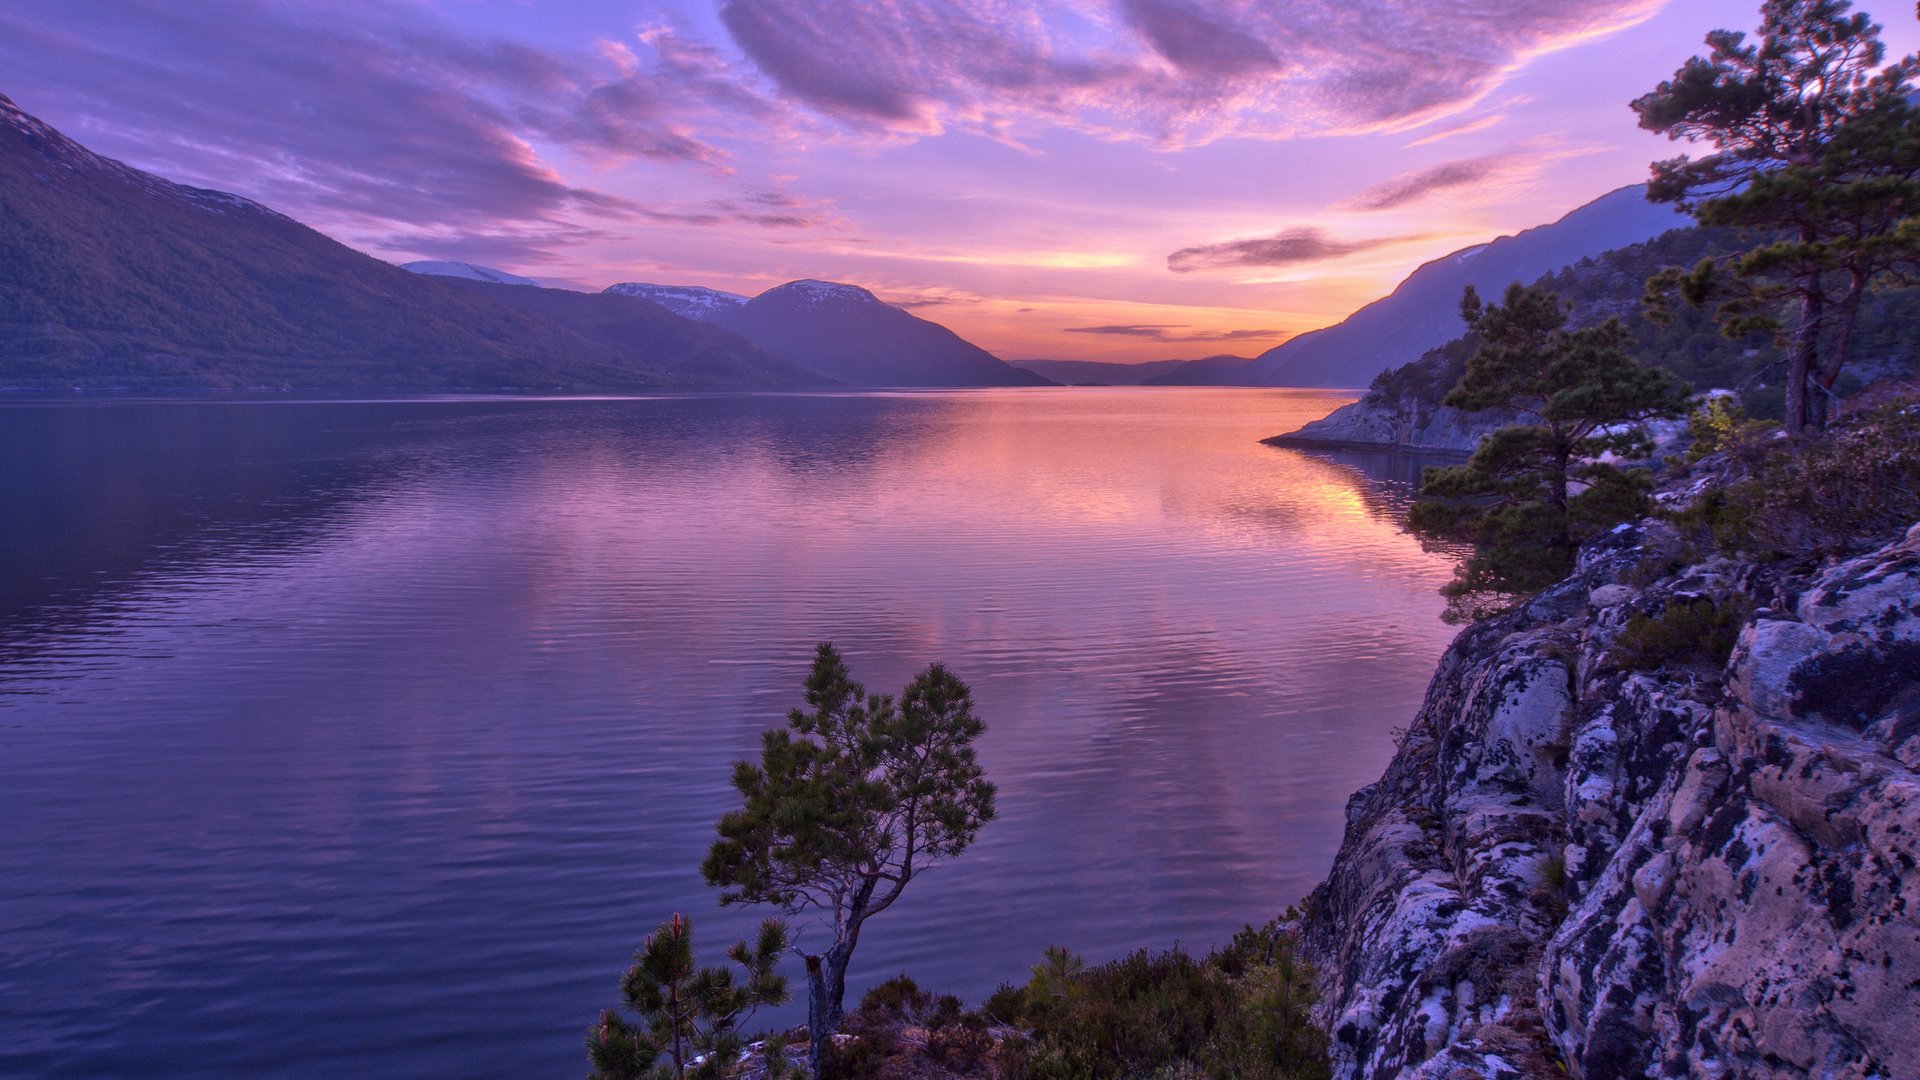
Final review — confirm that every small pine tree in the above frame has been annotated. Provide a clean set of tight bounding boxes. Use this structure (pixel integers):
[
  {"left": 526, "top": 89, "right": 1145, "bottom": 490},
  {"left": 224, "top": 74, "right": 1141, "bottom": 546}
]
[
  {"left": 588, "top": 914, "right": 791, "bottom": 1080},
  {"left": 703, "top": 643, "right": 996, "bottom": 1077},
  {"left": 1410, "top": 283, "right": 1688, "bottom": 621}
]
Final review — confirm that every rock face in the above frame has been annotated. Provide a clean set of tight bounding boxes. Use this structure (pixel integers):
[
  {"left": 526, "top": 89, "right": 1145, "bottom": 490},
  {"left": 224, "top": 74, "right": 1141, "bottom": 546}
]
[{"left": 1300, "top": 517, "right": 1920, "bottom": 1078}]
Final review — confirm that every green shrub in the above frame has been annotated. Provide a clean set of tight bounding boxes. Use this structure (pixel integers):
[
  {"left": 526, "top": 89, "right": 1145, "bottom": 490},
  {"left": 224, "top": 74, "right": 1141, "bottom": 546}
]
[
  {"left": 1613, "top": 596, "right": 1753, "bottom": 672},
  {"left": 1683, "top": 396, "right": 1777, "bottom": 463},
  {"left": 1675, "top": 396, "right": 1920, "bottom": 561},
  {"left": 989, "top": 924, "right": 1329, "bottom": 1080}
]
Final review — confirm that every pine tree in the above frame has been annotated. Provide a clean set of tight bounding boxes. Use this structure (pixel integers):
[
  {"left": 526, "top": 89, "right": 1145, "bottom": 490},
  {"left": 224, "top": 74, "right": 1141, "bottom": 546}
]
[
  {"left": 588, "top": 914, "right": 791, "bottom": 1080},
  {"left": 1410, "top": 284, "right": 1688, "bottom": 621},
  {"left": 1634, "top": 0, "right": 1920, "bottom": 431},
  {"left": 702, "top": 644, "right": 996, "bottom": 1077}
]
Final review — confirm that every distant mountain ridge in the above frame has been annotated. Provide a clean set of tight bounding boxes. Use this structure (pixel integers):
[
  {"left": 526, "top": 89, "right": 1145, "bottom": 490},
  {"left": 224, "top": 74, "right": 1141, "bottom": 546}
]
[
  {"left": 1143, "top": 354, "right": 1259, "bottom": 386},
  {"left": 1239, "top": 185, "right": 1690, "bottom": 387},
  {"left": 1010, "top": 359, "right": 1189, "bottom": 384},
  {"left": 710, "top": 279, "right": 1050, "bottom": 387},
  {"left": 0, "top": 92, "right": 805, "bottom": 390}
]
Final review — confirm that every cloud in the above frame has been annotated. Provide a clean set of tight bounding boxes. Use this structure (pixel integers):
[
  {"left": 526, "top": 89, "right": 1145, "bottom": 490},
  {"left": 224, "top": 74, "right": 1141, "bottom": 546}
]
[
  {"left": 884, "top": 286, "right": 990, "bottom": 309},
  {"left": 1167, "top": 228, "right": 1403, "bottom": 273},
  {"left": 376, "top": 223, "right": 622, "bottom": 267},
  {"left": 1403, "top": 112, "right": 1508, "bottom": 148},
  {"left": 714, "top": 0, "right": 1669, "bottom": 144},
  {"left": 1348, "top": 154, "right": 1525, "bottom": 210},
  {"left": 0, "top": 0, "right": 792, "bottom": 240},
  {"left": 1119, "top": 0, "right": 1281, "bottom": 80},
  {"left": 1065, "top": 324, "right": 1283, "bottom": 342}
]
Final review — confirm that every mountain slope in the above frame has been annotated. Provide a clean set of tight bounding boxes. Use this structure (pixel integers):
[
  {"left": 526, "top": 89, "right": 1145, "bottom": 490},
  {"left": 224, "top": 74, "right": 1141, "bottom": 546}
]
[
  {"left": 1239, "top": 186, "right": 1689, "bottom": 387},
  {"left": 714, "top": 280, "right": 1051, "bottom": 387},
  {"left": 1265, "top": 224, "right": 1920, "bottom": 452},
  {"left": 0, "top": 92, "right": 791, "bottom": 390}
]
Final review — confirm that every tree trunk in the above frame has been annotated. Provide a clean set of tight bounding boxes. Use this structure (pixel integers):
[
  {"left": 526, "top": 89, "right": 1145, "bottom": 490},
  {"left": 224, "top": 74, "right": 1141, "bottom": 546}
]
[
  {"left": 804, "top": 954, "right": 830, "bottom": 1078},
  {"left": 1551, "top": 441, "right": 1573, "bottom": 556},
  {"left": 669, "top": 978, "right": 686, "bottom": 1077},
  {"left": 803, "top": 941, "right": 855, "bottom": 1078},
  {"left": 1811, "top": 268, "right": 1868, "bottom": 433},
  {"left": 1786, "top": 262, "right": 1823, "bottom": 434}
]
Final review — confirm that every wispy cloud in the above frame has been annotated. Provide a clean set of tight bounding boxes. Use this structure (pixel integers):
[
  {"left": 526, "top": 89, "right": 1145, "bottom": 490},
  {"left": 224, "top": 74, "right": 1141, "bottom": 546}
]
[
  {"left": 1167, "top": 228, "right": 1410, "bottom": 273},
  {"left": 1403, "top": 112, "right": 1509, "bottom": 148},
  {"left": 0, "top": 0, "right": 798, "bottom": 251},
  {"left": 714, "top": 0, "right": 1668, "bottom": 144},
  {"left": 1065, "top": 324, "right": 1282, "bottom": 342}
]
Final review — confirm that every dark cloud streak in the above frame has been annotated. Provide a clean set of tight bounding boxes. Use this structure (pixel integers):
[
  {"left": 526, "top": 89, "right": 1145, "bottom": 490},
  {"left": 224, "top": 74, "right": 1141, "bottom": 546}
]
[
  {"left": 1167, "top": 228, "right": 1406, "bottom": 273},
  {"left": 1349, "top": 155, "right": 1520, "bottom": 210}
]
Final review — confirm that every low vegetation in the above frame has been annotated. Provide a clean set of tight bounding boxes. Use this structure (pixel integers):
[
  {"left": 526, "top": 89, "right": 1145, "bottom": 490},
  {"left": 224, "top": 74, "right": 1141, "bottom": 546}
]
[
  {"left": 984, "top": 922, "right": 1327, "bottom": 1080},
  {"left": 1612, "top": 596, "right": 1755, "bottom": 673},
  {"left": 1672, "top": 393, "right": 1920, "bottom": 563}
]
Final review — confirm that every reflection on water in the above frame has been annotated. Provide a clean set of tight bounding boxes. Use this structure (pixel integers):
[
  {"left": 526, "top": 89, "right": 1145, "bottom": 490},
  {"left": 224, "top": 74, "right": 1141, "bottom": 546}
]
[{"left": 0, "top": 389, "right": 1457, "bottom": 1078}]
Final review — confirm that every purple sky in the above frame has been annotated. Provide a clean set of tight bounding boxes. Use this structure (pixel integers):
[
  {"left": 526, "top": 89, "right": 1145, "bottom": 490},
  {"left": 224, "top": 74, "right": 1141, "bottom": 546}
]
[{"left": 6, "top": 0, "right": 1917, "bottom": 361}]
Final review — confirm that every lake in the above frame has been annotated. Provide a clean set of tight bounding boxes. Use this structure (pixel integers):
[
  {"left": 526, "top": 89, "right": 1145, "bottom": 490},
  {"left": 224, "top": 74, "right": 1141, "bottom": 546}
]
[{"left": 0, "top": 388, "right": 1458, "bottom": 1077}]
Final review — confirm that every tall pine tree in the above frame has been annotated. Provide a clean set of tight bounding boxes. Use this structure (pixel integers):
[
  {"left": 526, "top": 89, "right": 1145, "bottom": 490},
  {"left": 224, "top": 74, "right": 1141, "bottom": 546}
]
[{"left": 1635, "top": 0, "right": 1920, "bottom": 431}]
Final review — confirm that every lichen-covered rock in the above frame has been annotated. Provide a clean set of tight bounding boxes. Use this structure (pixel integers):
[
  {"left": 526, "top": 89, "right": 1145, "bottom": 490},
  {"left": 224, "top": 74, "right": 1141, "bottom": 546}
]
[{"left": 1302, "top": 521, "right": 1920, "bottom": 1079}]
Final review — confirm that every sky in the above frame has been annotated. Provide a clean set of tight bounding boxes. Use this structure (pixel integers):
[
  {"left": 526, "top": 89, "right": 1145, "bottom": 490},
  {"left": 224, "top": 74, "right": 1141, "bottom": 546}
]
[{"left": 5, "top": 0, "right": 1918, "bottom": 362}]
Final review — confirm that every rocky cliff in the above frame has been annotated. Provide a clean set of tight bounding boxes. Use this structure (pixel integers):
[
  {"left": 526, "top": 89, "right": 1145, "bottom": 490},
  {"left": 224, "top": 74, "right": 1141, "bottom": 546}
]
[{"left": 1299, "top": 490, "right": 1920, "bottom": 1076}]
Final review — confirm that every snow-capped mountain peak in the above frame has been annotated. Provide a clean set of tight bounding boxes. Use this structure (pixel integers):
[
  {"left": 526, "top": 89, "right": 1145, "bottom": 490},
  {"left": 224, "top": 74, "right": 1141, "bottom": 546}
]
[
  {"left": 602, "top": 282, "right": 749, "bottom": 320},
  {"left": 758, "top": 279, "right": 879, "bottom": 307},
  {"left": 402, "top": 261, "right": 538, "bottom": 287}
]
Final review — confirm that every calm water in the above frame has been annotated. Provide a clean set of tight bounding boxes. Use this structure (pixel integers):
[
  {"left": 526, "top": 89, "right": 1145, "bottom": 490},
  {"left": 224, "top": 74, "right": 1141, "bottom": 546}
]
[{"left": 0, "top": 389, "right": 1456, "bottom": 1078}]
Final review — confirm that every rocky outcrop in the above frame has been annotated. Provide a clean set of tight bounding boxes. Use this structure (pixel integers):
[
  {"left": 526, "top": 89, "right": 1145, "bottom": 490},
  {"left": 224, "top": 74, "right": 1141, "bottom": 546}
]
[
  {"left": 1262, "top": 393, "right": 1506, "bottom": 456},
  {"left": 1300, "top": 515, "right": 1920, "bottom": 1078}
]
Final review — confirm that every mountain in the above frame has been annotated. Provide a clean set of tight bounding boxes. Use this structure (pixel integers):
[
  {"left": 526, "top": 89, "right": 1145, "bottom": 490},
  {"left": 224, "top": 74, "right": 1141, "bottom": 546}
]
[
  {"left": 1237, "top": 185, "right": 1690, "bottom": 388},
  {"left": 0, "top": 92, "right": 798, "bottom": 390},
  {"left": 603, "top": 282, "right": 750, "bottom": 321},
  {"left": 1264, "top": 223, "right": 1920, "bottom": 452},
  {"left": 402, "top": 260, "right": 538, "bottom": 287},
  {"left": 1010, "top": 358, "right": 1188, "bottom": 384},
  {"left": 713, "top": 279, "right": 1051, "bottom": 387},
  {"left": 1141, "top": 354, "right": 1257, "bottom": 386},
  {"left": 431, "top": 279, "right": 820, "bottom": 387}
]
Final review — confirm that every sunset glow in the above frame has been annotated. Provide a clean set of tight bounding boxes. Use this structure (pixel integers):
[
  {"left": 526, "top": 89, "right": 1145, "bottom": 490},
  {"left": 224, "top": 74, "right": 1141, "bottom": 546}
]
[{"left": 6, "top": 0, "right": 1916, "bottom": 361}]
